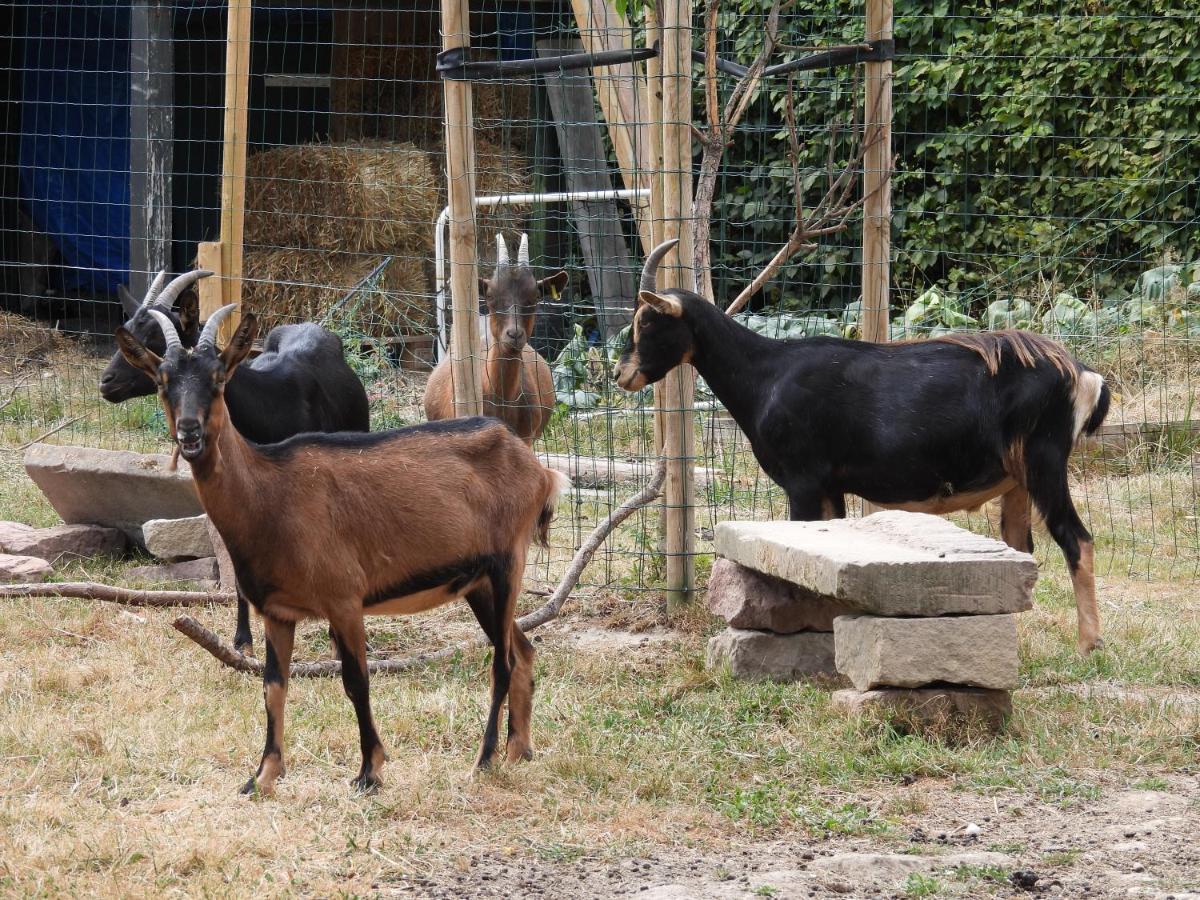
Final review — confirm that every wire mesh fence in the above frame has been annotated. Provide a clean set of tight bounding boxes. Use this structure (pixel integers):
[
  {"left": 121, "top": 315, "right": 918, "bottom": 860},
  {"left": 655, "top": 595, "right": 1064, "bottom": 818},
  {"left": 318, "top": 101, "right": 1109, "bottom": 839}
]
[{"left": 0, "top": 1, "right": 1197, "bottom": 595}]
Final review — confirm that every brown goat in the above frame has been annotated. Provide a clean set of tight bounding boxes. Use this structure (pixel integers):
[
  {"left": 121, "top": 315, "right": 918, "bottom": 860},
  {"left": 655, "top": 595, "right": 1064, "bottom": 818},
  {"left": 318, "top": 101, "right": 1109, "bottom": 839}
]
[
  {"left": 425, "top": 234, "right": 566, "bottom": 444},
  {"left": 117, "top": 302, "right": 567, "bottom": 795}
]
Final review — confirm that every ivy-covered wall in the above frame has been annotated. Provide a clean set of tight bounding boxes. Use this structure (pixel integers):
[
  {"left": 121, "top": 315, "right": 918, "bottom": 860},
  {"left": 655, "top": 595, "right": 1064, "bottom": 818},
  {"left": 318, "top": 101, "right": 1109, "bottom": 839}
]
[{"left": 702, "top": 0, "right": 1199, "bottom": 314}]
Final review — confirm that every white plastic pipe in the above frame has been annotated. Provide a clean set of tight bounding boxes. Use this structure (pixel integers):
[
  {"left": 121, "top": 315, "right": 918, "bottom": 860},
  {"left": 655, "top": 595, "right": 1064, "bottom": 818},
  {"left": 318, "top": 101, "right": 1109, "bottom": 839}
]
[{"left": 433, "top": 187, "right": 650, "bottom": 361}]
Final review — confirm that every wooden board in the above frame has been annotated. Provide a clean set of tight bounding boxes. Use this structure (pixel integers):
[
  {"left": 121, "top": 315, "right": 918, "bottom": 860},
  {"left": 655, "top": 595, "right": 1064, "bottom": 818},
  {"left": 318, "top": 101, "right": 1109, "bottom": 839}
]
[
  {"left": 539, "top": 37, "right": 637, "bottom": 338},
  {"left": 129, "top": 0, "right": 173, "bottom": 299}
]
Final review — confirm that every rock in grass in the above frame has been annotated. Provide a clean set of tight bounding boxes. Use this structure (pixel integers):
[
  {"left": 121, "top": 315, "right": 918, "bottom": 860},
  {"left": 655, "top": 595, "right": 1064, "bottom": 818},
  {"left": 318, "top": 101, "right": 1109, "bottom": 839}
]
[
  {"left": 706, "top": 557, "right": 852, "bottom": 633},
  {"left": 834, "top": 614, "right": 1019, "bottom": 691},
  {"left": 142, "top": 515, "right": 214, "bottom": 562},
  {"left": 0, "top": 521, "right": 126, "bottom": 564},
  {"left": 126, "top": 557, "right": 219, "bottom": 587},
  {"left": 23, "top": 443, "right": 201, "bottom": 542},
  {"left": 831, "top": 687, "right": 1012, "bottom": 733},
  {"left": 0, "top": 553, "right": 53, "bottom": 583},
  {"left": 706, "top": 627, "right": 837, "bottom": 681},
  {"left": 714, "top": 512, "right": 1036, "bottom": 617}
]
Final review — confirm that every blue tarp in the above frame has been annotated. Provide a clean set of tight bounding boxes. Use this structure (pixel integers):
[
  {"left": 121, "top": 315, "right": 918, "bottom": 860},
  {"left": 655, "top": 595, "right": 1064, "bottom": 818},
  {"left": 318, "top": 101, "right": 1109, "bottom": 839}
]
[{"left": 19, "top": 2, "right": 131, "bottom": 294}]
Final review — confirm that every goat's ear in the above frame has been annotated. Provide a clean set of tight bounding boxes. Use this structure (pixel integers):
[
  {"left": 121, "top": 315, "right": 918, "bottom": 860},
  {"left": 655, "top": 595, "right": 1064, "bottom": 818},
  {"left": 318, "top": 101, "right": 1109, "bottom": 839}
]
[
  {"left": 638, "top": 290, "right": 684, "bottom": 318},
  {"left": 537, "top": 270, "right": 569, "bottom": 300},
  {"left": 118, "top": 284, "right": 140, "bottom": 317},
  {"left": 115, "top": 326, "right": 161, "bottom": 378},
  {"left": 220, "top": 314, "right": 258, "bottom": 377},
  {"left": 177, "top": 289, "right": 200, "bottom": 342}
]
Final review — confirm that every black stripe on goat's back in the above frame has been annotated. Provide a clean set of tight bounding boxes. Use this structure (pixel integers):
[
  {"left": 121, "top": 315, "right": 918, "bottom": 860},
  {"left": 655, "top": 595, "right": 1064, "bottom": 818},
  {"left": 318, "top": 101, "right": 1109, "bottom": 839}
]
[
  {"left": 252, "top": 416, "right": 504, "bottom": 461},
  {"left": 363, "top": 554, "right": 500, "bottom": 607}
]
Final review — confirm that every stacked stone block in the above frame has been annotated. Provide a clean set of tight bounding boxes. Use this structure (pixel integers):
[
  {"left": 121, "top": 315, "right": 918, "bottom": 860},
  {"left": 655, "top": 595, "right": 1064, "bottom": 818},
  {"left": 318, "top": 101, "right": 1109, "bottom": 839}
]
[{"left": 707, "top": 511, "right": 1037, "bottom": 731}]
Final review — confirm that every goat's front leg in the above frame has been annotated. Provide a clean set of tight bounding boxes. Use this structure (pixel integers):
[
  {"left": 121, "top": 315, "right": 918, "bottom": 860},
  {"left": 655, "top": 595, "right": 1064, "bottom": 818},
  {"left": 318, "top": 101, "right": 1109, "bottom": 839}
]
[
  {"left": 233, "top": 590, "right": 254, "bottom": 657},
  {"left": 241, "top": 615, "right": 294, "bottom": 796},
  {"left": 329, "top": 615, "right": 387, "bottom": 792}
]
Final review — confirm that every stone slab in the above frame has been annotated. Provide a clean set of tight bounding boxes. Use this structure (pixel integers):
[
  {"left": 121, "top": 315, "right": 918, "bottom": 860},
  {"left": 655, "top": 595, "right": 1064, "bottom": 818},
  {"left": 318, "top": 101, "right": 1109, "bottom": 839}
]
[
  {"left": 24, "top": 443, "right": 201, "bottom": 542},
  {"left": 127, "top": 557, "right": 219, "bottom": 586},
  {"left": 0, "top": 553, "right": 53, "bottom": 583},
  {"left": 706, "top": 557, "right": 853, "bottom": 633},
  {"left": 0, "top": 521, "right": 126, "bottom": 564},
  {"left": 706, "top": 627, "right": 837, "bottom": 681},
  {"left": 831, "top": 687, "right": 1012, "bottom": 732},
  {"left": 142, "top": 515, "right": 213, "bottom": 561},
  {"left": 834, "top": 614, "right": 1019, "bottom": 690},
  {"left": 714, "top": 511, "right": 1036, "bottom": 617}
]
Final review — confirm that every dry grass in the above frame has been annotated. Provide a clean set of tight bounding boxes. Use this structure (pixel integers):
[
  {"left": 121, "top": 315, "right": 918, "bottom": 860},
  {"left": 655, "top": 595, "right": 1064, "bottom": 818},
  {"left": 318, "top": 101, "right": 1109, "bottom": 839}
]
[
  {"left": 241, "top": 249, "right": 431, "bottom": 336},
  {"left": 244, "top": 141, "right": 440, "bottom": 255}
]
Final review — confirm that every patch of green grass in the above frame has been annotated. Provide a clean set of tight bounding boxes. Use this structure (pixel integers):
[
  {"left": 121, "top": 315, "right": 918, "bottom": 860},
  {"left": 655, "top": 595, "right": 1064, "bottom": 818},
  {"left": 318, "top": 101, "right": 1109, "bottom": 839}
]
[
  {"left": 951, "top": 863, "right": 1009, "bottom": 883},
  {"left": 1133, "top": 776, "right": 1170, "bottom": 791},
  {"left": 904, "top": 872, "right": 942, "bottom": 897},
  {"left": 752, "top": 885, "right": 780, "bottom": 897},
  {"left": 1043, "top": 849, "right": 1082, "bottom": 867}
]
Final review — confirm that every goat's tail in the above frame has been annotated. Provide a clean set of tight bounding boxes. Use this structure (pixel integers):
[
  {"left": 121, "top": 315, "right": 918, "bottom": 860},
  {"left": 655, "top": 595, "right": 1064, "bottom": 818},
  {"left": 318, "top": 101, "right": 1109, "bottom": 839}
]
[
  {"left": 536, "top": 467, "right": 572, "bottom": 548},
  {"left": 1074, "top": 368, "right": 1111, "bottom": 439}
]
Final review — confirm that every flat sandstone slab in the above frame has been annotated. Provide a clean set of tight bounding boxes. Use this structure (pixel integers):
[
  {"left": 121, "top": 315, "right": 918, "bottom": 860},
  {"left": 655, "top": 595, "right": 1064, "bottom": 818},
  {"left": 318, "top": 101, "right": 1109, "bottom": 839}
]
[
  {"left": 831, "top": 687, "right": 1013, "bottom": 732},
  {"left": 706, "top": 557, "right": 853, "bottom": 633},
  {"left": 24, "top": 443, "right": 201, "bottom": 541},
  {"left": 706, "top": 628, "right": 837, "bottom": 681},
  {"left": 834, "top": 614, "right": 1019, "bottom": 690},
  {"left": 715, "top": 511, "right": 1036, "bottom": 616}
]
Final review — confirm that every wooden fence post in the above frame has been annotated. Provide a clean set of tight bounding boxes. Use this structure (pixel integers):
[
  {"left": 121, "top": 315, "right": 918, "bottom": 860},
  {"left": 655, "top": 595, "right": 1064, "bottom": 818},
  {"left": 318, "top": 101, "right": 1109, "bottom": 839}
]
[
  {"left": 129, "top": 0, "right": 173, "bottom": 300},
  {"left": 861, "top": 0, "right": 893, "bottom": 345},
  {"left": 210, "top": 0, "right": 253, "bottom": 342},
  {"left": 441, "top": 0, "right": 484, "bottom": 416},
  {"left": 659, "top": 0, "right": 697, "bottom": 606}
]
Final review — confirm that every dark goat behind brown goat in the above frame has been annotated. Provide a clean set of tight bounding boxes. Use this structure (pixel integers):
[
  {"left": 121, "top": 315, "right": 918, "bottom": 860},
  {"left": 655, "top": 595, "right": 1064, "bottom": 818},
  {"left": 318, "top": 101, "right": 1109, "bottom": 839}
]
[{"left": 117, "top": 302, "right": 567, "bottom": 795}]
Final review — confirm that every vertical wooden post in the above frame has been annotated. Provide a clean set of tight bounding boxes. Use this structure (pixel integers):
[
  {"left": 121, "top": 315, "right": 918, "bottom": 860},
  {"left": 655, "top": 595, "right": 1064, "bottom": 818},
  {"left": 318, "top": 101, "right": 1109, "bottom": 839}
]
[
  {"left": 861, "top": 0, "right": 893, "bottom": 345},
  {"left": 658, "top": 0, "right": 696, "bottom": 605},
  {"left": 129, "top": 0, "right": 173, "bottom": 299},
  {"left": 441, "top": 0, "right": 484, "bottom": 416},
  {"left": 211, "top": 0, "right": 253, "bottom": 341}
]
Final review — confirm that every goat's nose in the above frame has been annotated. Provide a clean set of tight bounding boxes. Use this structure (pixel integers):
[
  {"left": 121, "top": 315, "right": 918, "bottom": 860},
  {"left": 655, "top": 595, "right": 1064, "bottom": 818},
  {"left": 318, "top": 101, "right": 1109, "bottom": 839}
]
[
  {"left": 100, "top": 371, "right": 114, "bottom": 385},
  {"left": 504, "top": 327, "right": 524, "bottom": 342},
  {"left": 177, "top": 417, "right": 201, "bottom": 436}
]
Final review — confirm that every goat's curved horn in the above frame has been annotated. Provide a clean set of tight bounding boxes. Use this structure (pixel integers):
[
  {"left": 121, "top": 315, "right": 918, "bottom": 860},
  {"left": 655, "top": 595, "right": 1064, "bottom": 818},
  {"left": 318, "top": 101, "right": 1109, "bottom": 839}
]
[
  {"left": 640, "top": 238, "right": 680, "bottom": 293},
  {"left": 495, "top": 234, "right": 510, "bottom": 271},
  {"left": 147, "top": 309, "right": 184, "bottom": 353},
  {"left": 155, "top": 269, "right": 213, "bottom": 312},
  {"left": 517, "top": 233, "right": 530, "bottom": 268},
  {"left": 142, "top": 269, "right": 170, "bottom": 309},
  {"left": 198, "top": 304, "right": 239, "bottom": 350}
]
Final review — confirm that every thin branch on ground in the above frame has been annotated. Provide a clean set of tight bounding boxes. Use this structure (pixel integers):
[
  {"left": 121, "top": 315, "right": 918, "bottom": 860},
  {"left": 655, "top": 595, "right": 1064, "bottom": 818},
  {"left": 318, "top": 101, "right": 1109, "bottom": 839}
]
[
  {"left": 0, "top": 373, "right": 33, "bottom": 413},
  {"left": 5, "top": 415, "right": 84, "bottom": 453},
  {"left": 173, "top": 459, "right": 669, "bottom": 678},
  {"left": 0, "top": 582, "right": 235, "bottom": 606}
]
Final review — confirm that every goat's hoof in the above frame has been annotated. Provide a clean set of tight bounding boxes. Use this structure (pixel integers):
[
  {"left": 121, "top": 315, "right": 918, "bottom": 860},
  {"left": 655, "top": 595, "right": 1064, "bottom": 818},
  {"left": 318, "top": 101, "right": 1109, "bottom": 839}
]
[
  {"left": 506, "top": 744, "right": 534, "bottom": 763},
  {"left": 1080, "top": 636, "right": 1106, "bottom": 655},
  {"left": 239, "top": 777, "right": 260, "bottom": 796},
  {"left": 234, "top": 641, "right": 255, "bottom": 659},
  {"left": 350, "top": 773, "right": 380, "bottom": 794}
]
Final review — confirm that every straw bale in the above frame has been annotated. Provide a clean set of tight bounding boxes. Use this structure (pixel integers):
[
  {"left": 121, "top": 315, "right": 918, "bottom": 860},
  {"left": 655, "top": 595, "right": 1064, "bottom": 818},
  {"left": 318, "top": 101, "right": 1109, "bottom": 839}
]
[
  {"left": 0, "top": 312, "right": 72, "bottom": 363},
  {"left": 241, "top": 249, "right": 431, "bottom": 338},
  {"left": 244, "top": 142, "right": 439, "bottom": 255}
]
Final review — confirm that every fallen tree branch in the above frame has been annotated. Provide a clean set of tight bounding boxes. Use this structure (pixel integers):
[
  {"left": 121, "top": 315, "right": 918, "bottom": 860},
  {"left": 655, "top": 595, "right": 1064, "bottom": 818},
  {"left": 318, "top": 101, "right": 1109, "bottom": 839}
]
[
  {"left": 173, "top": 458, "right": 669, "bottom": 678},
  {"left": 0, "top": 581, "right": 235, "bottom": 606}
]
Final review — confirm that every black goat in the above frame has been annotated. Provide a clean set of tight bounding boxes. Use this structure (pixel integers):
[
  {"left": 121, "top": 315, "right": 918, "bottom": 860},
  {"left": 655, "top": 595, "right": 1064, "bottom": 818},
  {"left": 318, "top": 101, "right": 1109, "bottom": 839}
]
[
  {"left": 101, "top": 271, "right": 371, "bottom": 653},
  {"left": 615, "top": 240, "right": 1111, "bottom": 654}
]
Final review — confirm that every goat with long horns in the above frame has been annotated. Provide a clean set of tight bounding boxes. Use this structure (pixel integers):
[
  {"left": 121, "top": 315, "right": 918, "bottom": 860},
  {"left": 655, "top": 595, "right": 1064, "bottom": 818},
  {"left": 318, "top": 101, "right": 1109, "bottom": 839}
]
[{"left": 117, "top": 298, "right": 568, "bottom": 794}]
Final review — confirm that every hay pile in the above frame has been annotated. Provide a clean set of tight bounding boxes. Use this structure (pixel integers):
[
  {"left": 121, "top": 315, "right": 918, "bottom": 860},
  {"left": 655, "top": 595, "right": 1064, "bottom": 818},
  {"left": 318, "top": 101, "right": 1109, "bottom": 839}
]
[
  {"left": 0, "top": 312, "right": 72, "bottom": 366},
  {"left": 241, "top": 251, "right": 430, "bottom": 338},
  {"left": 245, "top": 142, "right": 439, "bottom": 254}
]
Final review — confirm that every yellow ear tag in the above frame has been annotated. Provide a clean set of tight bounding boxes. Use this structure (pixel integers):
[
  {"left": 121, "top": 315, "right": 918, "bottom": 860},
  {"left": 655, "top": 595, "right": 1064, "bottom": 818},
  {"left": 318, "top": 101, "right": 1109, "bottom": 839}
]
[{"left": 550, "top": 285, "right": 560, "bottom": 300}]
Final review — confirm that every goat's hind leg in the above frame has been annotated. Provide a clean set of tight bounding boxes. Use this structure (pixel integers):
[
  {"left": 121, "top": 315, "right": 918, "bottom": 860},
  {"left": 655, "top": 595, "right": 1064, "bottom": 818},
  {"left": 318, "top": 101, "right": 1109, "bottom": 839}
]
[
  {"left": 233, "top": 590, "right": 254, "bottom": 656},
  {"left": 464, "top": 559, "right": 517, "bottom": 770},
  {"left": 241, "top": 615, "right": 294, "bottom": 796},
  {"left": 329, "top": 614, "right": 387, "bottom": 792},
  {"left": 1027, "top": 444, "right": 1102, "bottom": 655},
  {"left": 1000, "top": 486, "right": 1034, "bottom": 554}
]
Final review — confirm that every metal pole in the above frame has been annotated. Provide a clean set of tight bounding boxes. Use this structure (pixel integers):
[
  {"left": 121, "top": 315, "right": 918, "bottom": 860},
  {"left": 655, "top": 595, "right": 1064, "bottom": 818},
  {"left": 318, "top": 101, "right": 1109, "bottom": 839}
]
[{"left": 440, "top": 0, "right": 484, "bottom": 416}]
